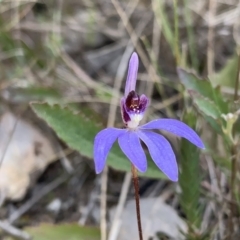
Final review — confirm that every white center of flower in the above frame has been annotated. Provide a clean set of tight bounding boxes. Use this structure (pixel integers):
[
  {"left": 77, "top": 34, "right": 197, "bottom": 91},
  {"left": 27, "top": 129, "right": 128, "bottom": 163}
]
[{"left": 127, "top": 114, "right": 143, "bottom": 129}]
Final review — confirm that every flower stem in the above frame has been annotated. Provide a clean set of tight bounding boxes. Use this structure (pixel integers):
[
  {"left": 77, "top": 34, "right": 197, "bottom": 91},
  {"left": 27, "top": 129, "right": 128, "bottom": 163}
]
[{"left": 131, "top": 164, "right": 143, "bottom": 240}]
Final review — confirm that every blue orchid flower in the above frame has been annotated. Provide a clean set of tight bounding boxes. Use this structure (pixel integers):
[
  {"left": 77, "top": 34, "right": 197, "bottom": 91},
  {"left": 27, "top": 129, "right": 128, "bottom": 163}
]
[{"left": 93, "top": 52, "right": 204, "bottom": 181}]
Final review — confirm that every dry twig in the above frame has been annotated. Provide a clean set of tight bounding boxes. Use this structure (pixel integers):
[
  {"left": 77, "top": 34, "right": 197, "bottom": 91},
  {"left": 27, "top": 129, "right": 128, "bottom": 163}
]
[
  {"left": 0, "top": 221, "right": 31, "bottom": 240},
  {"left": 207, "top": 0, "right": 217, "bottom": 75}
]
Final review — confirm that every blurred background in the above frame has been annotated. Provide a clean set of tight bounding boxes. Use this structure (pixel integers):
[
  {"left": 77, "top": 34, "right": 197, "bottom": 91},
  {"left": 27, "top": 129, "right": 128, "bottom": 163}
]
[{"left": 0, "top": 0, "right": 240, "bottom": 239}]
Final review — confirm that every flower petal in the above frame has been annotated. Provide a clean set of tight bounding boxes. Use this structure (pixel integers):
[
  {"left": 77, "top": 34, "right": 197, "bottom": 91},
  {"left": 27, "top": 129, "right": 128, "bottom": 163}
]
[
  {"left": 139, "top": 94, "right": 149, "bottom": 113},
  {"left": 140, "top": 119, "right": 205, "bottom": 149},
  {"left": 118, "top": 130, "right": 147, "bottom": 172},
  {"left": 137, "top": 130, "right": 178, "bottom": 181},
  {"left": 125, "top": 52, "right": 139, "bottom": 97},
  {"left": 120, "top": 97, "right": 130, "bottom": 124},
  {"left": 94, "top": 128, "right": 126, "bottom": 174}
]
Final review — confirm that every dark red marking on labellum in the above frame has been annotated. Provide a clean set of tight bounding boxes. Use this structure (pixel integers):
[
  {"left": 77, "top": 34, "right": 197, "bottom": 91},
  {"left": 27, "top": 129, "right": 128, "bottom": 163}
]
[
  {"left": 125, "top": 91, "right": 141, "bottom": 112},
  {"left": 121, "top": 91, "right": 149, "bottom": 125}
]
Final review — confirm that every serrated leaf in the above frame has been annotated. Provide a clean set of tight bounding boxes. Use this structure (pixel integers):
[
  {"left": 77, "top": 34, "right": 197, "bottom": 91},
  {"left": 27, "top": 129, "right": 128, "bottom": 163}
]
[
  {"left": 193, "top": 96, "right": 221, "bottom": 119},
  {"left": 177, "top": 68, "right": 228, "bottom": 113},
  {"left": 31, "top": 103, "right": 166, "bottom": 179},
  {"left": 23, "top": 224, "right": 99, "bottom": 240}
]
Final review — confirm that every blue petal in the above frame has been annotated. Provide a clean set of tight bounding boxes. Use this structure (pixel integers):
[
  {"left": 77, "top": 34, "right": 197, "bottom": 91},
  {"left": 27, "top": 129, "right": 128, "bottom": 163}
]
[
  {"left": 140, "top": 119, "right": 205, "bottom": 149},
  {"left": 118, "top": 130, "right": 147, "bottom": 172},
  {"left": 125, "top": 52, "right": 139, "bottom": 97},
  {"left": 137, "top": 130, "right": 178, "bottom": 181},
  {"left": 94, "top": 128, "right": 126, "bottom": 174}
]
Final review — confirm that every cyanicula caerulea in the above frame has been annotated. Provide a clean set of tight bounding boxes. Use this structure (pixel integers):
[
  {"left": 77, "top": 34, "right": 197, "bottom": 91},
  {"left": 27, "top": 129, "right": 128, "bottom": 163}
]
[{"left": 93, "top": 52, "right": 204, "bottom": 181}]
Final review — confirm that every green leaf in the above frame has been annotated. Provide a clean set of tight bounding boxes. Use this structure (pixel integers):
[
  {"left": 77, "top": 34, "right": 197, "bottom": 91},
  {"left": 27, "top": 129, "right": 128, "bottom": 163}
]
[
  {"left": 31, "top": 103, "right": 166, "bottom": 179},
  {"left": 192, "top": 94, "right": 221, "bottom": 119},
  {"left": 189, "top": 92, "right": 223, "bottom": 133},
  {"left": 24, "top": 224, "right": 99, "bottom": 240},
  {"left": 179, "top": 110, "right": 202, "bottom": 228},
  {"left": 204, "top": 115, "right": 223, "bottom": 134},
  {"left": 210, "top": 53, "right": 238, "bottom": 89},
  {"left": 177, "top": 68, "right": 228, "bottom": 113}
]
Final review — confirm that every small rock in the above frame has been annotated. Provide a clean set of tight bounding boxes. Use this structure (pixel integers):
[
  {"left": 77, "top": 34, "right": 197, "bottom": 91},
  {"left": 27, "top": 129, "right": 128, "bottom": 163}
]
[
  {"left": 46, "top": 198, "right": 62, "bottom": 214},
  {"left": 0, "top": 112, "right": 56, "bottom": 202}
]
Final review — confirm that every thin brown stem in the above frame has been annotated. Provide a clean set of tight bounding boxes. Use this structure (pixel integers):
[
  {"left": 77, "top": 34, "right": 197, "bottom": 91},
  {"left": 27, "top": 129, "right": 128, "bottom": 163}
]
[
  {"left": 131, "top": 164, "right": 143, "bottom": 240},
  {"left": 234, "top": 50, "right": 240, "bottom": 101},
  {"left": 228, "top": 146, "right": 237, "bottom": 240},
  {"left": 227, "top": 49, "right": 240, "bottom": 239},
  {"left": 207, "top": 0, "right": 217, "bottom": 75}
]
